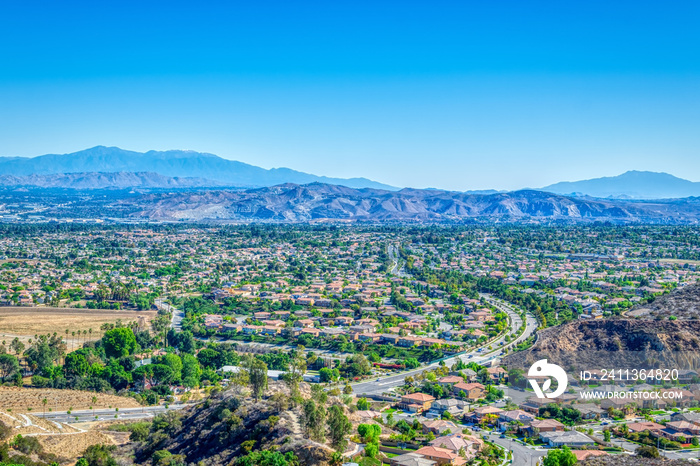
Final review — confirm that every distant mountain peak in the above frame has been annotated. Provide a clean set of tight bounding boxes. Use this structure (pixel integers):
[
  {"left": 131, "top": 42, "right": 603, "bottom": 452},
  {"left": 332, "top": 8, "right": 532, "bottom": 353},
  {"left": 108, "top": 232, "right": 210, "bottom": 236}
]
[
  {"left": 541, "top": 171, "right": 700, "bottom": 199},
  {"left": 0, "top": 146, "right": 397, "bottom": 191}
]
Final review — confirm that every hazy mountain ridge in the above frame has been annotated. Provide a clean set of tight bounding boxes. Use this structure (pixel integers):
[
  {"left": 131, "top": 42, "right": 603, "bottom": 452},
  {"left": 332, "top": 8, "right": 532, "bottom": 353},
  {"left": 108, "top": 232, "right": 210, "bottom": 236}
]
[
  {"left": 541, "top": 170, "right": 700, "bottom": 199},
  {"left": 0, "top": 146, "right": 396, "bottom": 190},
  {"left": 0, "top": 172, "right": 226, "bottom": 189},
  {"left": 112, "top": 183, "right": 700, "bottom": 223}
]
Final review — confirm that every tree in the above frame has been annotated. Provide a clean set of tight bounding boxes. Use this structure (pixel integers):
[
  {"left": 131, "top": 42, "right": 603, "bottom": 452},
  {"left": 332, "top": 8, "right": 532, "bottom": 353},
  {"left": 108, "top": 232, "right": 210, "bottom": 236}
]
[
  {"left": 81, "top": 444, "right": 118, "bottom": 466},
  {"left": 327, "top": 405, "right": 352, "bottom": 451},
  {"left": 181, "top": 353, "right": 202, "bottom": 388},
  {"left": 364, "top": 442, "right": 378, "bottom": 459},
  {"left": 0, "top": 354, "right": 20, "bottom": 382},
  {"left": 302, "top": 399, "right": 327, "bottom": 442},
  {"left": 357, "top": 424, "right": 381, "bottom": 443},
  {"left": 10, "top": 338, "right": 25, "bottom": 356},
  {"left": 102, "top": 328, "right": 139, "bottom": 359},
  {"left": 542, "top": 447, "right": 577, "bottom": 466},
  {"left": 283, "top": 350, "right": 306, "bottom": 401},
  {"left": 242, "top": 355, "right": 268, "bottom": 400},
  {"left": 234, "top": 450, "right": 298, "bottom": 466},
  {"left": 636, "top": 445, "right": 660, "bottom": 458},
  {"left": 603, "top": 429, "right": 611, "bottom": 442},
  {"left": 344, "top": 354, "right": 371, "bottom": 377},
  {"left": 156, "top": 353, "right": 183, "bottom": 383},
  {"left": 405, "top": 358, "right": 420, "bottom": 369},
  {"left": 196, "top": 348, "right": 219, "bottom": 368},
  {"left": 320, "top": 367, "right": 340, "bottom": 383},
  {"left": 64, "top": 352, "right": 89, "bottom": 377},
  {"left": 329, "top": 452, "right": 343, "bottom": 466},
  {"left": 356, "top": 398, "right": 370, "bottom": 411}
]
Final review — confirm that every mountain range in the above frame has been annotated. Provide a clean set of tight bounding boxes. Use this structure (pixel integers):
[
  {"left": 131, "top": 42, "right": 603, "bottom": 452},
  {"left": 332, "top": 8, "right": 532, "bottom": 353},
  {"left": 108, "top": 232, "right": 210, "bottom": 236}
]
[
  {"left": 0, "top": 146, "right": 395, "bottom": 190},
  {"left": 541, "top": 170, "right": 700, "bottom": 199},
  {"left": 0, "top": 172, "right": 226, "bottom": 189},
  {"left": 112, "top": 183, "right": 700, "bottom": 223},
  {"left": 1, "top": 147, "right": 699, "bottom": 200}
]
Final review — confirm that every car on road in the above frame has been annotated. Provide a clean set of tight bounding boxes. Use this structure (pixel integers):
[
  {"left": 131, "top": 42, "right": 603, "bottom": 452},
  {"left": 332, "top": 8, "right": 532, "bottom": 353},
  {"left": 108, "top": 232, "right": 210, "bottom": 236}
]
[{"left": 499, "top": 434, "right": 506, "bottom": 438}]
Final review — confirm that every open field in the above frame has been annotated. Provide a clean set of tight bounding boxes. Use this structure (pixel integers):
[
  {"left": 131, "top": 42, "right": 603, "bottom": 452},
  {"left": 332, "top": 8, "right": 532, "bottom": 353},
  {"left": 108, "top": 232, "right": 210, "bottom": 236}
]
[
  {"left": 0, "top": 307, "right": 157, "bottom": 348},
  {"left": 657, "top": 258, "right": 700, "bottom": 266},
  {"left": 0, "top": 386, "right": 142, "bottom": 412}
]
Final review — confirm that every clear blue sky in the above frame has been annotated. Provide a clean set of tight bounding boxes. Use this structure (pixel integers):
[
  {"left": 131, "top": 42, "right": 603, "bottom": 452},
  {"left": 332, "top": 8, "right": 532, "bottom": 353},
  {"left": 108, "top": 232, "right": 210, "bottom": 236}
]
[{"left": 1, "top": 1, "right": 699, "bottom": 190}]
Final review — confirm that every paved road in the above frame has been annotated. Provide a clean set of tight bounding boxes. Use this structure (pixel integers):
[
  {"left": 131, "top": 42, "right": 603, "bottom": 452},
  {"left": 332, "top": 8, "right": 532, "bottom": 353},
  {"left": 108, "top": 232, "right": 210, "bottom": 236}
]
[
  {"left": 220, "top": 339, "right": 398, "bottom": 362},
  {"left": 353, "top": 295, "right": 538, "bottom": 395},
  {"left": 155, "top": 298, "right": 183, "bottom": 331},
  {"left": 483, "top": 431, "right": 547, "bottom": 466},
  {"left": 37, "top": 404, "right": 192, "bottom": 424},
  {"left": 388, "top": 244, "right": 407, "bottom": 277}
]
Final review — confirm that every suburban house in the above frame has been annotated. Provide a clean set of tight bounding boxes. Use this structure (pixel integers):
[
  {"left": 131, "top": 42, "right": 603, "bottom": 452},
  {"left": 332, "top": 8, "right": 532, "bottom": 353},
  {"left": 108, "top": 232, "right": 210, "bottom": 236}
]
[
  {"left": 525, "top": 419, "right": 565, "bottom": 435},
  {"left": 438, "top": 376, "right": 464, "bottom": 388},
  {"left": 429, "top": 433, "right": 482, "bottom": 460},
  {"left": 468, "top": 406, "right": 503, "bottom": 423},
  {"left": 453, "top": 382, "right": 485, "bottom": 400},
  {"left": 412, "top": 446, "right": 467, "bottom": 466},
  {"left": 627, "top": 422, "right": 665, "bottom": 435},
  {"left": 540, "top": 431, "right": 595, "bottom": 447},
  {"left": 427, "top": 399, "right": 468, "bottom": 418},
  {"left": 399, "top": 393, "right": 436, "bottom": 413},
  {"left": 389, "top": 453, "right": 436, "bottom": 466},
  {"left": 421, "top": 420, "right": 459, "bottom": 435},
  {"left": 497, "top": 410, "right": 535, "bottom": 430}
]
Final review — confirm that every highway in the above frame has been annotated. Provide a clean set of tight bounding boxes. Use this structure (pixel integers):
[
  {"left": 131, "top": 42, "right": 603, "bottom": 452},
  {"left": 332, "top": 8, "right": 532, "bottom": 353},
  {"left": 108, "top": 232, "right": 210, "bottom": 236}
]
[
  {"left": 352, "top": 294, "right": 538, "bottom": 396},
  {"left": 387, "top": 244, "right": 408, "bottom": 277}
]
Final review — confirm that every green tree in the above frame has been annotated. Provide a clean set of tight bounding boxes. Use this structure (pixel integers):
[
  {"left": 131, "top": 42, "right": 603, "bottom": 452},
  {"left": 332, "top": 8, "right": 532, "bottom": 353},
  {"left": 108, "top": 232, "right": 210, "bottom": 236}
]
[
  {"left": 356, "top": 398, "right": 370, "bottom": 411},
  {"left": 10, "top": 338, "right": 25, "bottom": 356},
  {"left": 0, "top": 354, "right": 20, "bottom": 382},
  {"left": 357, "top": 424, "right": 381, "bottom": 443},
  {"left": 64, "top": 352, "right": 89, "bottom": 377},
  {"left": 636, "top": 445, "right": 660, "bottom": 458},
  {"left": 364, "top": 442, "right": 378, "bottom": 459},
  {"left": 181, "top": 353, "right": 202, "bottom": 388},
  {"left": 404, "top": 358, "right": 420, "bottom": 369},
  {"left": 102, "top": 328, "right": 139, "bottom": 359},
  {"left": 542, "top": 447, "right": 577, "bottom": 466},
  {"left": 81, "top": 444, "right": 118, "bottom": 466},
  {"left": 327, "top": 405, "right": 352, "bottom": 451},
  {"left": 242, "top": 355, "right": 268, "bottom": 400},
  {"left": 302, "top": 399, "right": 327, "bottom": 442},
  {"left": 234, "top": 450, "right": 298, "bottom": 466}
]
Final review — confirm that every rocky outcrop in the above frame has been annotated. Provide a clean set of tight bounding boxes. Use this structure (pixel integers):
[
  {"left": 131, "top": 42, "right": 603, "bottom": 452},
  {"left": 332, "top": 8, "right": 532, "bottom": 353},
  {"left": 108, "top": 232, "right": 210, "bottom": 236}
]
[
  {"left": 503, "top": 319, "right": 700, "bottom": 371},
  {"left": 628, "top": 283, "right": 700, "bottom": 320}
]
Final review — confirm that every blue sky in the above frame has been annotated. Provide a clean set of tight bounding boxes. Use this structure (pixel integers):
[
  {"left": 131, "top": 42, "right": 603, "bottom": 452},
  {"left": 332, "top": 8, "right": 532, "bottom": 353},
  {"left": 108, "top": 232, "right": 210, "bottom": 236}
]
[{"left": 1, "top": 1, "right": 699, "bottom": 190}]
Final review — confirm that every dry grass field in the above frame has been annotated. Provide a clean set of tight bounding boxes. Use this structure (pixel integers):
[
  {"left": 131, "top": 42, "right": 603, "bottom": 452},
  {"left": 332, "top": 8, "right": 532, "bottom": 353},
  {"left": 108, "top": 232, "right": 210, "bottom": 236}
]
[
  {"left": 0, "top": 386, "right": 142, "bottom": 412},
  {"left": 37, "top": 431, "right": 118, "bottom": 458},
  {"left": 0, "top": 307, "right": 157, "bottom": 348}
]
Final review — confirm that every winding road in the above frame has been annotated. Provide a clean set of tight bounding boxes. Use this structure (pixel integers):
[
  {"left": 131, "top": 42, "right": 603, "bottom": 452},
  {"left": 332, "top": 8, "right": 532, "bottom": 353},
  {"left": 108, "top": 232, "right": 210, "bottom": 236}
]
[{"left": 352, "top": 294, "right": 538, "bottom": 396}]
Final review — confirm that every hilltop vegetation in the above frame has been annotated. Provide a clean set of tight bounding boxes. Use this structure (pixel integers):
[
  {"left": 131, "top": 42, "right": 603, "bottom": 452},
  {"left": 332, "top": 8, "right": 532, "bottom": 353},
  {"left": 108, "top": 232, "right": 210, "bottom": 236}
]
[{"left": 120, "top": 382, "right": 346, "bottom": 466}]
